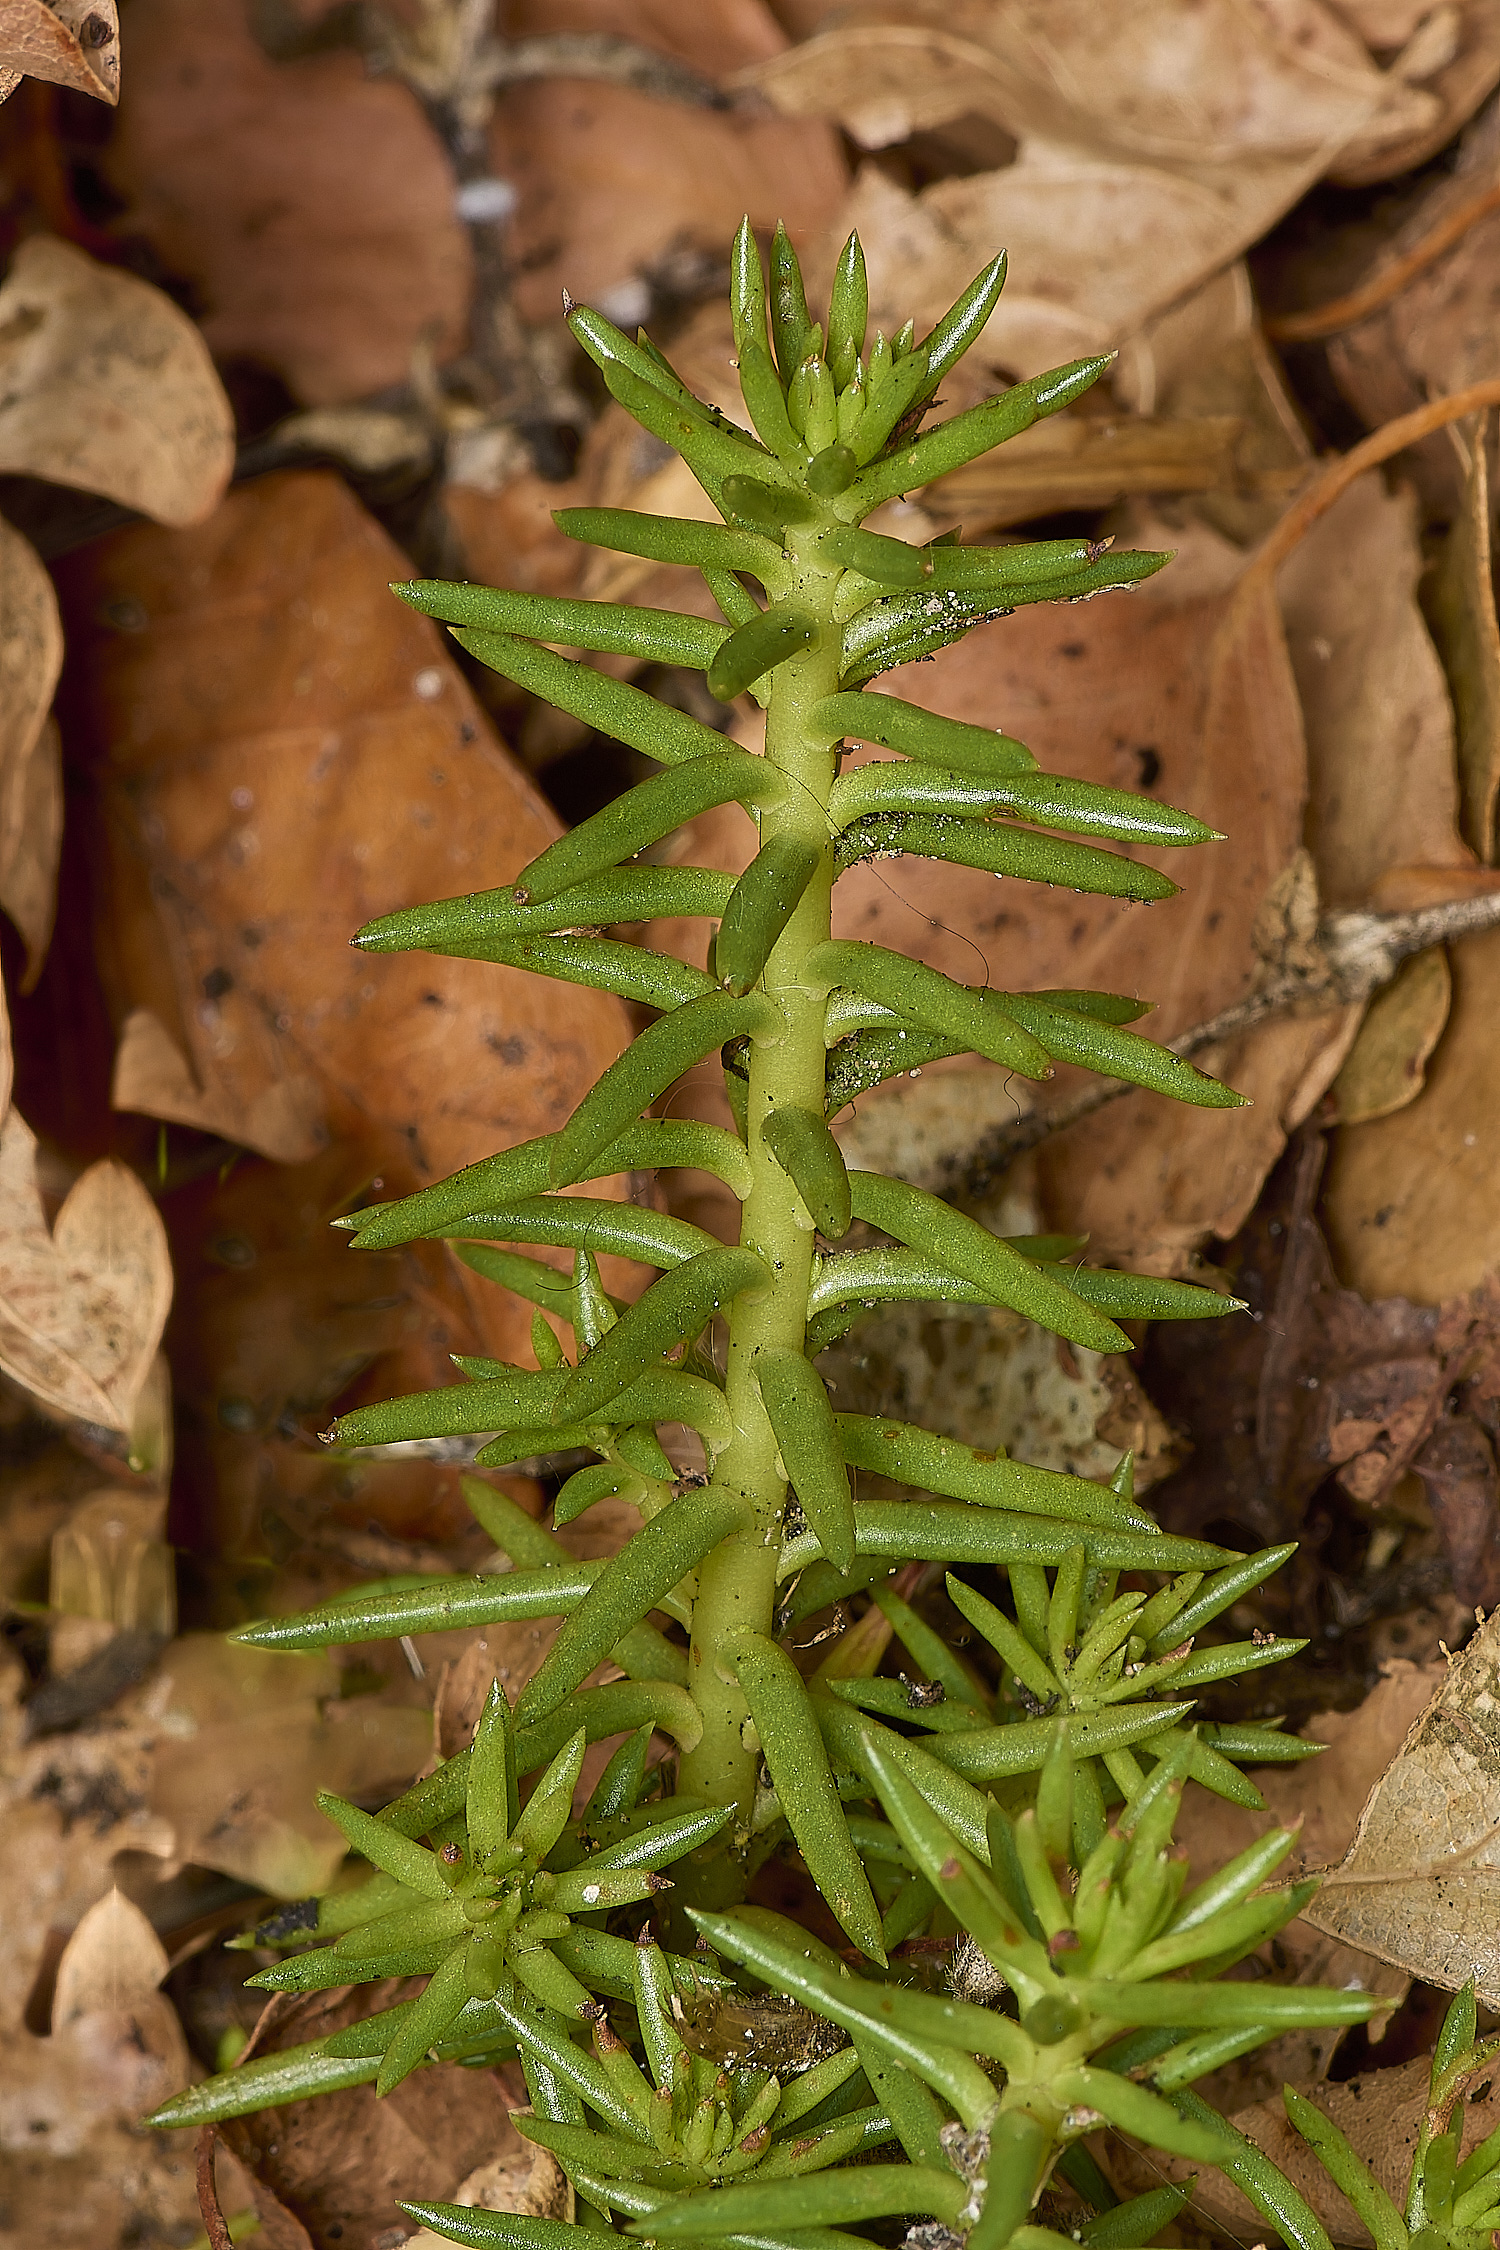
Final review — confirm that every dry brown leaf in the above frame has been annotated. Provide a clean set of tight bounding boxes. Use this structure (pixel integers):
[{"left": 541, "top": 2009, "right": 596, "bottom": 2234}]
[
  {"left": 494, "top": 0, "right": 845, "bottom": 324},
  {"left": 1328, "top": 101, "right": 1500, "bottom": 477},
  {"left": 1425, "top": 420, "right": 1500, "bottom": 865},
  {"left": 497, "top": 83, "right": 845, "bottom": 329},
  {"left": 0, "top": 516, "right": 62, "bottom": 988},
  {"left": 1278, "top": 472, "right": 1477, "bottom": 909},
  {"left": 50, "top": 1884, "right": 168, "bottom": 2026},
  {"left": 745, "top": 0, "right": 1423, "bottom": 163},
  {"left": 922, "top": 413, "right": 1251, "bottom": 535},
  {"left": 144, "top": 1635, "right": 434, "bottom": 1895},
  {"left": 0, "top": 235, "right": 233, "bottom": 527},
  {"left": 1302, "top": 1606, "right": 1500, "bottom": 1997},
  {"left": 1330, "top": 945, "right": 1452, "bottom": 1124},
  {"left": 1174, "top": 1656, "right": 1442, "bottom": 1884},
  {"left": 1117, "top": 2051, "right": 1500, "bottom": 2248},
  {"left": 49, "top": 470, "right": 632, "bottom": 1373},
  {"left": 406, "top": 2140, "right": 573, "bottom": 2250},
  {"left": 217, "top": 1982, "right": 524, "bottom": 2250},
  {"left": 1328, "top": 0, "right": 1500, "bottom": 185},
  {"left": 101, "top": 0, "right": 470, "bottom": 407},
  {"left": 1324, "top": 925, "right": 1500, "bottom": 1300},
  {"left": 0, "top": 0, "right": 118, "bottom": 105},
  {"left": 0, "top": 1116, "right": 172, "bottom": 1432},
  {"left": 754, "top": 0, "right": 1426, "bottom": 379}
]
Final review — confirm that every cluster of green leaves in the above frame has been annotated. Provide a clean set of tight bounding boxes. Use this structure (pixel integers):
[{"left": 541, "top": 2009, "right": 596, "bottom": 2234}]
[{"left": 151, "top": 217, "right": 1419, "bottom": 2250}]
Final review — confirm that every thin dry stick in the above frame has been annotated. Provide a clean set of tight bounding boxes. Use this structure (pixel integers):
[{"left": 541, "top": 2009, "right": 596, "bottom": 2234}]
[
  {"left": 1265, "top": 178, "right": 1500, "bottom": 343},
  {"left": 196, "top": 2127, "right": 234, "bottom": 2250}
]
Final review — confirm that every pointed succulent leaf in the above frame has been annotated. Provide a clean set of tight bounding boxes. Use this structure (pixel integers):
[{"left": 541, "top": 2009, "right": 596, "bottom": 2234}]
[
  {"left": 550, "top": 992, "right": 776, "bottom": 1185},
  {"left": 515, "top": 1484, "right": 747, "bottom": 1725},
  {"left": 557, "top": 1248, "right": 767, "bottom": 1422},
  {"left": 762, "top": 1105, "right": 852, "bottom": 1237},
  {"left": 731, "top": 1630, "right": 884, "bottom": 1957},
  {"left": 834, "top": 810, "right": 1179, "bottom": 902},
  {"left": 714, "top": 836, "right": 824, "bottom": 994},
  {"left": 708, "top": 604, "right": 822, "bottom": 702},
  {"left": 756, "top": 1349, "right": 855, "bottom": 1572},
  {"left": 852, "top": 355, "right": 1112, "bottom": 509}
]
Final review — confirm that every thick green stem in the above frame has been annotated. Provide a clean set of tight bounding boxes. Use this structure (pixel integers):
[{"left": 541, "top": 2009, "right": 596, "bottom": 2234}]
[{"left": 677, "top": 545, "right": 844, "bottom": 1842}]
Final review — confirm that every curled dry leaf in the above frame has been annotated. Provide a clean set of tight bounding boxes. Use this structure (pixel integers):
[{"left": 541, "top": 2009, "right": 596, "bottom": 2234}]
[
  {"left": 0, "top": 0, "right": 118, "bottom": 106},
  {"left": 1327, "top": 102, "right": 1500, "bottom": 473},
  {"left": 216, "top": 1982, "right": 524, "bottom": 2250},
  {"left": 100, "top": 0, "right": 471, "bottom": 406},
  {"left": 0, "top": 514, "right": 63, "bottom": 987},
  {"left": 1278, "top": 472, "right": 1481, "bottom": 910},
  {"left": 0, "top": 1115, "right": 172, "bottom": 1433},
  {"left": 1323, "top": 925, "right": 1500, "bottom": 1299},
  {"left": 1303, "top": 1604, "right": 1500, "bottom": 1998},
  {"left": 756, "top": 0, "right": 1427, "bottom": 378},
  {"left": 1326, "top": 0, "right": 1500, "bottom": 186},
  {"left": 1330, "top": 944, "right": 1452, "bottom": 1124},
  {"left": 1423, "top": 417, "right": 1500, "bottom": 866},
  {"left": 0, "top": 236, "right": 233, "bottom": 528}
]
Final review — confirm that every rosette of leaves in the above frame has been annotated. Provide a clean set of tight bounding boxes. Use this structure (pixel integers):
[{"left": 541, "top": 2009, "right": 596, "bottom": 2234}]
[
  {"left": 817, "top": 1527, "right": 1323, "bottom": 1874},
  {"left": 401, "top": 1932, "right": 898, "bottom": 2249},
  {"left": 215, "top": 1693, "right": 732, "bottom": 2102},
  {"left": 666, "top": 1727, "right": 1383, "bottom": 2250}
]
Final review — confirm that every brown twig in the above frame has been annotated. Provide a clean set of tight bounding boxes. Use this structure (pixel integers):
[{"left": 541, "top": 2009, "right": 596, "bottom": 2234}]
[
  {"left": 956, "top": 885, "right": 1500, "bottom": 1202},
  {"left": 195, "top": 2128, "right": 234, "bottom": 2250},
  {"left": 1264, "top": 179, "right": 1500, "bottom": 344},
  {"left": 492, "top": 33, "right": 731, "bottom": 109},
  {"left": 1245, "top": 377, "right": 1500, "bottom": 586}
]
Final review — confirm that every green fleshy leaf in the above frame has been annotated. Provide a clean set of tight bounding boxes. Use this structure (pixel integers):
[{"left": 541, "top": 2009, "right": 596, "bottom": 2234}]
[
  {"left": 550, "top": 991, "right": 776, "bottom": 1186},
  {"left": 146, "top": 2039, "right": 381, "bottom": 2128},
  {"left": 852, "top": 355, "right": 1112, "bottom": 509},
  {"left": 731, "top": 1629, "right": 885, "bottom": 1958},
  {"left": 515, "top": 751, "right": 783, "bottom": 907},
  {"left": 845, "top": 1169, "right": 1130, "bottom": 1353},
  {"left": 440, "top": 625, "right": 730, "bottom": 766},
  {"left": 397, "top": 581, "right": 728, "bottom": 668},
  {"left": 346, "top": 1116, "right": 751, "bottom": 1251},
  {"left": 1283, "top": 2089, "right": 1408, "bottom": 2250},
  {"left": 714, "top": 835, "right": 824, "bottom": 995},
  {"left": 453, "top": 934, "right": 717, "bottom": 1011},
  {"left": 830, "top": 758, "right": 1219, "bottom": 846},
  {"left": 229, "top": 1565, "right": 599, "bottom": 1651},
  {"left": 757, "top": 1349, "right": 855, "bottom": 1573},
  {"left": 832, "top": 1413, "right": 1151, "bottom": 1539},
  {"left": 779, "top": 1500, "right": 1234, "bottom": 1579},
  {"left": 354, "top": 864, "right": 735, "bottom": 959},
  {"left": 811, "top": 936, "right": 1056, "bottom": 1084},
  {"left": 515, "top": 1484, "right": 747, "bottom": 1725},
  {"left": 708, "top": 603, "right": 821, "bottom": 701},
  {"left": 557, "top": 1247, "right": 768, "bottom": 1421},
  {"left": 512, "top": 1679, "right": 704, "bottom": 1774},
  {"left": 834, "top": 810, "right": 1179, "bottom": 901},
  {"left": 763, "top": 1105, "right": 852, "bottom": 1237},
  {"left": 450, "top": 1196, "right": 720, "bottom": 1269},
  {"left": 824, "top": 1024, "right": 963, "bottom": 1114},
  {"left": 555, "top": 506, "right": 781, "bottom": 580}
]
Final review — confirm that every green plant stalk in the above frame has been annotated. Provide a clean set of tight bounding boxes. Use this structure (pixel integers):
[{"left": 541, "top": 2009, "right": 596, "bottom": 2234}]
[
  {"left": 678, "top": 551, "right": 843, "bottom": 1832},
  {"left": 162, "top": 220, "right": 1410, "bottom": 2250}
]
